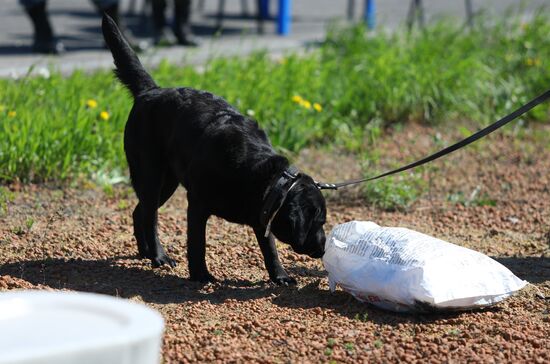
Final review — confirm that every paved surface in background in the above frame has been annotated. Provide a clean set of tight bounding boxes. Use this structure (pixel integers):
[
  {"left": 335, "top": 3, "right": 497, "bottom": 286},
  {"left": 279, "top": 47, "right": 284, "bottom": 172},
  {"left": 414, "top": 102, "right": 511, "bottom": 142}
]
[{"left": 0, "top": 0, "right": 547, "bottom": 77}]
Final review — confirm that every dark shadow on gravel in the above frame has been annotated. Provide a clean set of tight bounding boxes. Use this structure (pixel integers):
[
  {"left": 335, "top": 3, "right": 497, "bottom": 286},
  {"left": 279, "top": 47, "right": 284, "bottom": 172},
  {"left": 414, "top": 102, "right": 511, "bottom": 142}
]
[
  {"left": 494, "top": 256, "right": 549, "bottom": 284},
  {"left": 271, "top": 281, "right": 502, "bottom": 325},
  {"left": 0, "top": 257, "right": 278, "bottom": 305},
  {"left": 2, "top": 255, "right": 542, "bottom": 317}
]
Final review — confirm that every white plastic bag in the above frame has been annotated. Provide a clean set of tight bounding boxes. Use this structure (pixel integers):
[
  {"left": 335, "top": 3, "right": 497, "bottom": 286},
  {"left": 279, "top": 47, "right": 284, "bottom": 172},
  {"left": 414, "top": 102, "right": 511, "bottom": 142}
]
[{"left": 323, "top": 221, "right": 527, "bottom": 312}]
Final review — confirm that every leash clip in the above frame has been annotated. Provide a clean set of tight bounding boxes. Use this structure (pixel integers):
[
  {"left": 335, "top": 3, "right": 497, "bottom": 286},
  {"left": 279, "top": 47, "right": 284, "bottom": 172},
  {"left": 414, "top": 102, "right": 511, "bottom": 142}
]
[{"left": 316, "top": 182, "right": 338, "bottom": 190}]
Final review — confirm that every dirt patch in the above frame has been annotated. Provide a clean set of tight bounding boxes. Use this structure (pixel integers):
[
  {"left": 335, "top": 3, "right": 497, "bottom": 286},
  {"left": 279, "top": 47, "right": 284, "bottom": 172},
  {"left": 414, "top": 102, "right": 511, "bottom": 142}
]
[{"left": 1, "top": 123, "right": 549, "bottom": 363}]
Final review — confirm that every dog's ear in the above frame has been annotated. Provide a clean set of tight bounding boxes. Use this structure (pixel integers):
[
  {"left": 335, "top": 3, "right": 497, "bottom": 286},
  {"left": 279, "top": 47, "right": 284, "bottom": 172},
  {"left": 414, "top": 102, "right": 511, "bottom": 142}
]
[{"left": 290, "top": 206, "right": 313, "bottom": 247}]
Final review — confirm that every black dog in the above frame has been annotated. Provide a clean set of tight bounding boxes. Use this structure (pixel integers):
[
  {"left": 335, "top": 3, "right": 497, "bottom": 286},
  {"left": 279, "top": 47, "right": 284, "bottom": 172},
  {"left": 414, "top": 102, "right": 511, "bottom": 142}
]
[{"left": 102, "top": 15, "right": 326, "bottom": 285}]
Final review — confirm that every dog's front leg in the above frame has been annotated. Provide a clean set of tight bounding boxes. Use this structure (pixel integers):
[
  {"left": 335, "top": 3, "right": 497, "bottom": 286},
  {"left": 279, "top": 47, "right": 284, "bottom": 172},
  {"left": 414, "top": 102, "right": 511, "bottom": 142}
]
[
  {"left": 253, "top": 229, "right": 297, "bottom": 286},
  {"left": 187, "top": 199, "right": 216, "bottom": 282},
  {"left": 132, "top": 205, "right": 149, "bottom": 258}
]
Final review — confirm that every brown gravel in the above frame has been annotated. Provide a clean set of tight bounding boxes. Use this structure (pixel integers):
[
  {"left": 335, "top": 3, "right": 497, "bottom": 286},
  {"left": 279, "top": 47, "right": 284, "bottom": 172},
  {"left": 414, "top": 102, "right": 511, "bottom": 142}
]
[{"left": 1, "top": 123, "right": 549, "bottom": 363}]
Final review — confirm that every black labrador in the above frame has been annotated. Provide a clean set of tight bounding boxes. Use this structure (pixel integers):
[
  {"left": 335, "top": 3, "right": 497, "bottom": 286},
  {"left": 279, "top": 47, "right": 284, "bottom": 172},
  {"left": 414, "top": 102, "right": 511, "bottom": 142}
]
[{"left": 102, "top": 15, "right": 326, "bottom": 285}]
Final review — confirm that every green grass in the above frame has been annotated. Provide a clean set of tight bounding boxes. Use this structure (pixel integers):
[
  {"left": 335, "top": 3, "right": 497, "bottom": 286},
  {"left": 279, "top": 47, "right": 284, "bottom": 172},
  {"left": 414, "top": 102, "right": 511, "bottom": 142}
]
[
  {"left": 0, "top": 186, "right": 15, "bottom": 215},
  {"left": 448, "top": 328, "right": 461, "bottom": 337},
  {"left": 1, "top": 11, "right": 549, "bottom": 184},
  {"left": 354, "top": 312, "right": 369, "bottom": 322},
  {"left": 362, "top": 173, "right": 427, "bottom": 211},
  {"left": 360, "top": 145, "right": 428, "bottom": 211},
  {"left": 447, "top": 188, "right": 497, "bottom": 207}
]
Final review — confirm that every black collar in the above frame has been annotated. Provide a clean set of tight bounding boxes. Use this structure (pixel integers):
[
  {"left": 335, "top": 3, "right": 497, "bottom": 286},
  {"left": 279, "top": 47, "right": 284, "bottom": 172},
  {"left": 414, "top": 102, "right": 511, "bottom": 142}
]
[{"left": 259, "top": 166, "right": 301, "bottom": 237}]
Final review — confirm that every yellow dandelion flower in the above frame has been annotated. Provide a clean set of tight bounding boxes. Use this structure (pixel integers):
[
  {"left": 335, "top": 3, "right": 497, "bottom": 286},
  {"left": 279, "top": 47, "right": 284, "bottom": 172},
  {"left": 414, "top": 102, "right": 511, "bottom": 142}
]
[
  {"left": 313, "top": 103, "right": 322, "bottom": 112},
  {"left": 100, "top": 111, "right": 110, "bottom": 120},
  {"left": 0, "top": 105, "right": 5, "bottom": 112},
  {"left": 526, "top": 58, "right": 534, "bottom": 66},
  {"left": 291, "top": 95, "right": 303, "bottom": 103},
  {"left": 7, "top": 110, "right": 16, "bottom": 118},
  {"left": 301, "top": 100, "right": 312, "bottom": 109},
  {"left": 86, "top": 99, "right": 98, "bottom": 108}
]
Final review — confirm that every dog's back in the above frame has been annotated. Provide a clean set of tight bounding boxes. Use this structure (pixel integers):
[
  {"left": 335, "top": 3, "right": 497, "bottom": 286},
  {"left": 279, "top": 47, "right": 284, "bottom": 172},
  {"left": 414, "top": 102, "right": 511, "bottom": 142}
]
[{"left": 101, "top": 14, "right": 281, "bottom": 201}]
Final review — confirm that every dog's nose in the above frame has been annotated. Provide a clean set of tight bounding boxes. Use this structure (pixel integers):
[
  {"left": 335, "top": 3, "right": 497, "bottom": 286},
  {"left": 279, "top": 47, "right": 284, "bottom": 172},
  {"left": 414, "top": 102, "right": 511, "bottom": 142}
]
[{"left": 308, "top": 249, "right": 324, "bottom": 259}]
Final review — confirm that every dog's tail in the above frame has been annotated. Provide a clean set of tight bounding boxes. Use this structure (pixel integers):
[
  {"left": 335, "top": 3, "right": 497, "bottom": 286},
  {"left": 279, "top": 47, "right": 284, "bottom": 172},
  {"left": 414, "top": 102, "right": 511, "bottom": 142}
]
[{"left": 101, "top": 14, "right": 157, "bottom": 98}]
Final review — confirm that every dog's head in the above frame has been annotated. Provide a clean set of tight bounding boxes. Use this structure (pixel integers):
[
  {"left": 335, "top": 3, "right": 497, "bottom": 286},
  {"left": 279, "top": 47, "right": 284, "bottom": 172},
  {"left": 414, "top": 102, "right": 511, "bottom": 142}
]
[{"left": 270, "top": 174, "right": 327, "bottom": 258}]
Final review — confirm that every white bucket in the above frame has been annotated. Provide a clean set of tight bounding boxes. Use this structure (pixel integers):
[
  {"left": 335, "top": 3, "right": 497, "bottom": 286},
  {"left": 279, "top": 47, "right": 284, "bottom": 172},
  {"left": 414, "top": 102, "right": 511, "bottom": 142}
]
[{"left": 0, "top": 290, "right": 164, "bottom": 364}]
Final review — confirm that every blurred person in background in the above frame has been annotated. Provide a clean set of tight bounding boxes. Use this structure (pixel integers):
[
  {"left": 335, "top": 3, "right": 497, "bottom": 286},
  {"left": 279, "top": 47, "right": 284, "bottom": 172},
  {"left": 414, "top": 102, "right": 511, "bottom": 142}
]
[
  {"left": 151, "top": 0, "right": 198, "bottom": 46},
  {"left": 19, "top": 0, "right": 141, "bottom": 54}
]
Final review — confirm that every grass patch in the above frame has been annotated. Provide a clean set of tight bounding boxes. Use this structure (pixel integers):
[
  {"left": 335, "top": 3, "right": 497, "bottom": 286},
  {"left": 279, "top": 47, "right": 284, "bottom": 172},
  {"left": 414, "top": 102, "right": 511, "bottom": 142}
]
[
  {"left": 362, "top": 173, "right": 426, "bottom": 211},
  {"left": 361, "top": 148, "right": 427, "bottom": 210},
  {"left": 448, "top": 328, "right": 461, "bottom": 336},
  {"left": 1, "top": 11, "right": 549, "bottom": 183},
  {"left": 0, "top": 186, "right": 15, "bottom": 215},
  {"left": 354, "top": 312, "right": 369, "bottom": 322},
  {"left": 447, "top": 188, "right": 497, "bottom": 207}
]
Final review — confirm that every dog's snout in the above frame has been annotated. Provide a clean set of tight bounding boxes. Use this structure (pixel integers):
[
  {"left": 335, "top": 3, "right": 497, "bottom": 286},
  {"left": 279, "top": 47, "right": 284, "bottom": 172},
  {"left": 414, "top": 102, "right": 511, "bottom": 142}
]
[
  {"left": 308, "top": 249, "right": 324, "bottom": 259},
  {"left": 306, "top": 235, "right": 325, "bottom": 259}
]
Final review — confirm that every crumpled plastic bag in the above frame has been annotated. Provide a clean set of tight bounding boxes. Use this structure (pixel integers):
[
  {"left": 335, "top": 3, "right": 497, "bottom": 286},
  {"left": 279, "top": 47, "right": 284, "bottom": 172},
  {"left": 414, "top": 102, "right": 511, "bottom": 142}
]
[{"left": 323, "top": 221, "right": 528, "bottom": 312}]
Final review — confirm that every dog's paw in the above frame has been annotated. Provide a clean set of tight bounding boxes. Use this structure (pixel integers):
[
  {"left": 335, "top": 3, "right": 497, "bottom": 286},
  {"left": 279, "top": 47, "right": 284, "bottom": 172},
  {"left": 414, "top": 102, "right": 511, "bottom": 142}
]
[
  {"left": 271, "top": 275, "right": 297, "bottom": 286},
  {"left": 190, "top": 272, "right": 218, "bottom": 283},
  {"left": 150, "top": 254, "right": 177, "bottom": 268}
]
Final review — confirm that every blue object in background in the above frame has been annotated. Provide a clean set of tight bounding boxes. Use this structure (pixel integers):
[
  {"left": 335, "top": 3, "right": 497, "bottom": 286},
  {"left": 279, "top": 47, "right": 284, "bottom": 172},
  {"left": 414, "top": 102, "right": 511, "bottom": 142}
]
[
  {"left": 364, "top": 0, "right": 376, "bottom": 29},
  {"left": 273, "top": 0, "right": 375, "bottom": 36},
  {"left": 259, "top": 0, "right": 270, "bottom": 19},
  {"left": 278, "top": 0, "right": 292, "bottom": 35}
]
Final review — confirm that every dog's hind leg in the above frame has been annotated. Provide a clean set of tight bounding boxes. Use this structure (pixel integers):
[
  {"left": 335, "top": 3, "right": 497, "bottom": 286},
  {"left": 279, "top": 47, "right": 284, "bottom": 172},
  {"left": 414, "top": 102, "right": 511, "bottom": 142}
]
[
  {"left": 132, "top": 171, "right": 179, "bottom": 259},
  {"left": 132, "top": 171, "right": 178, "bottom": 260},
  {"left": 158, "top": 172, "right": 179, "bottom": 206},
  {"left": 253, "top": 229, "right": 296, "bottom": 286},
  {"left": 186, "top": 196, "right": 216, "bottom": 282},
  {"left": 131, "top": 167, "right": 178, "bottom": 268}
]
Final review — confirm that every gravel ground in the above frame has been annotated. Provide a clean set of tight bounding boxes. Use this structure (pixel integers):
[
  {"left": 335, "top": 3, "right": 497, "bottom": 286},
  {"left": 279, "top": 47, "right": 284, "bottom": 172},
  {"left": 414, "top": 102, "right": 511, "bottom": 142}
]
[{"left": 1, "top": 123, "right": 549, "bottom": 363}]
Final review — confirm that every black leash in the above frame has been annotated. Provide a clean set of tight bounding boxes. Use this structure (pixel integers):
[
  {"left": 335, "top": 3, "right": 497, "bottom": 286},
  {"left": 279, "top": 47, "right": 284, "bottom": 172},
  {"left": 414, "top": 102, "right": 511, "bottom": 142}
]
[
  {"left": 260, "top": 88, "right": 550, "bottom": 234},
  {"left": 316, "top": 88, "right": 550, "bottom": 190}
]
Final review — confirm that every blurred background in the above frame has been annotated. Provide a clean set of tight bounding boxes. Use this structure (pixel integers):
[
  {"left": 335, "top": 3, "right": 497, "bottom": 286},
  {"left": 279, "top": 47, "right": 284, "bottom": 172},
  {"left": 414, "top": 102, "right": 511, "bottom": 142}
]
[
  {"left": 0, "top": 0, "right": 547, "bottom": 76},
  {"left": 1, "top": 1, "right": 549, "bottom": 363}
]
